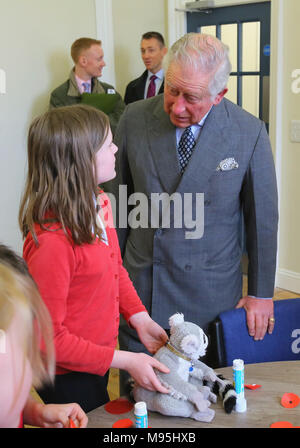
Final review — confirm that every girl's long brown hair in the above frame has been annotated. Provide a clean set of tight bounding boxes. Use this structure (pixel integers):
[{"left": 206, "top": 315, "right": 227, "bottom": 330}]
[{"left": 19, "top": 105, "right": 109, "bottom": 245}]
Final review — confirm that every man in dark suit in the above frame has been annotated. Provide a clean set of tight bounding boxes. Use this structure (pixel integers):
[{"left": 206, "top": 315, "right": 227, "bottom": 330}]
[
  {"left": 124, "top": 32, "right": 167, "bottom": 105},
  {"left": 106, "top": 33, "right": 278, "bottom": 375}
]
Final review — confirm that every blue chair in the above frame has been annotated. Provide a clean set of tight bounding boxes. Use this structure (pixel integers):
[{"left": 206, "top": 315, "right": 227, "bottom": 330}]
[{"left": 212, "top": 298, "right": 300, "bottom": 367}]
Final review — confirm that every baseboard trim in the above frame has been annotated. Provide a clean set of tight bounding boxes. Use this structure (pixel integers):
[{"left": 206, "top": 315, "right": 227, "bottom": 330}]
[{"left": 276, "top": 269, "right": 300, "bottom": 294}]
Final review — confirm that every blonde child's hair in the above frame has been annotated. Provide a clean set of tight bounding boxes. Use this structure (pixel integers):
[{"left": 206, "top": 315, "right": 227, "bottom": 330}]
[
  {"left": 19, "top": 104, "right": 110, "bottom": 246},
  {"left": 0, "top": 244, "right": 55, "bottom": 389}
]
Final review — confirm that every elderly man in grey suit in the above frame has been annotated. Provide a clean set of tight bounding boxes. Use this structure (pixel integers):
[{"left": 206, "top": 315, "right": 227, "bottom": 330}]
[{"left": 106, "top": 33, "right": 278, "bottom": 372}]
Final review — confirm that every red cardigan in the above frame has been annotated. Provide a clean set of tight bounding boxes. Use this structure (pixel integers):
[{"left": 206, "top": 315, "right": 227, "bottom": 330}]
[{"left": 23, "top": 193, "right": 146, "bottom": 376}]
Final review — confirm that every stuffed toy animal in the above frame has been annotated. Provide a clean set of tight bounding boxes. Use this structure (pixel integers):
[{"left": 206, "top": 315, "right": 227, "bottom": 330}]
[{"left": 133, "top": 313, "right": 237, "bottom": 422}]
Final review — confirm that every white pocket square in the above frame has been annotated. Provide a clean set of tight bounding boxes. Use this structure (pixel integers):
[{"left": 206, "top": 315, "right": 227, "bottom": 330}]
[{"left": 216, "top": 157, "right": 239, "bottom": 171}]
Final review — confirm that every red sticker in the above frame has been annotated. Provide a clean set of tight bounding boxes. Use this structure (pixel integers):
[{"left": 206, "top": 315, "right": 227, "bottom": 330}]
[
  {"left": 245, "top": 384, "right": 262, "bottom": 390},
  {"left": 104, "top": 398, "right": 134, "bottom": 415},
  {"left": 112, "top": 418, "right": 134, "bottom": 428},
  {"left": 270, "top": 421, "right": 294, "bottom": 428},
  {"left": 281, "top": 393, "right": 300, "bottom": 409}
]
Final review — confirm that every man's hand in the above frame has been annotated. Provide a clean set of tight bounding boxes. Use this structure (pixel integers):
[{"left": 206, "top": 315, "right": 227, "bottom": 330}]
[
  {"left": 236, "top": 296, "right": 275, "bottom": 340},
  {"left": 129, "top": 312, "right": 168, "bottom": 354}
]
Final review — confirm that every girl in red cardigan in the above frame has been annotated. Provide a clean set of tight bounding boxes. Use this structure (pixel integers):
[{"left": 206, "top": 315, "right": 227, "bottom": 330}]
[{"left": 19, "top": 105, "right": 169, "bottom": 412}]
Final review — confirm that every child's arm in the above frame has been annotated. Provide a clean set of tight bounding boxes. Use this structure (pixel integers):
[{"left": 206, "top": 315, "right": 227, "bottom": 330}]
[
  {"left": 129, "top": 311, "right": 168, "bottom": 354},
  {"left": 110, "top": 350, "right": 170, "bottom": 393},
  {"left": 23, "top": 396, "right": 88, "bottom": 428}
]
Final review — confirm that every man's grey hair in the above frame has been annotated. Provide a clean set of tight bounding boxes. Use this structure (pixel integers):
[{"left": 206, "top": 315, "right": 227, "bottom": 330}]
[{"left": 165, "top": 33, "right": 232, "bottom": 99}]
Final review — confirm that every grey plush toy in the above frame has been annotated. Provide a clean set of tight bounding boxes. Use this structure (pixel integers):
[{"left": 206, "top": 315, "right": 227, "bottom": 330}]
[{"left": 133, "top": 313, "right": 237, "bottom": 422}]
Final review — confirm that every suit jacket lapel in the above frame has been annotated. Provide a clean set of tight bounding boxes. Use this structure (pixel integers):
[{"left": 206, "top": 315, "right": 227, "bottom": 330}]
[
  {"left": 158, "top": 80, "right": 164, "bottom": 94},
  {"left": 146, "top": 97, "right": 237, "bottom": 195},
  {"left": 147, "top": 96, "right": 181, "bottom": 194},
  {"left": 136, "top": 70, "right": 148, "bottom": 99},
  {"left": 176, "top": 99, "right": 237, "bottom": 193}
]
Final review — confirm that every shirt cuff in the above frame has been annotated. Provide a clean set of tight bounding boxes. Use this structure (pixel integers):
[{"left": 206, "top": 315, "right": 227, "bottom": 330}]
[{"left": 248, "top": 295, "right": 273, "bottom": 300}]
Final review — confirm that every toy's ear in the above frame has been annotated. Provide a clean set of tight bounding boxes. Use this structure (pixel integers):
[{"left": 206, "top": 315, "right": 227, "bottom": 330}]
[
  {"left": 180, "top": 334, "right": 199, "bottom": 355},
  {"left": 202, "top": 330, "right": 209, "bottom": 350},
  {"left": 169, "top": 313, "right": 184, "bottom": 328}
]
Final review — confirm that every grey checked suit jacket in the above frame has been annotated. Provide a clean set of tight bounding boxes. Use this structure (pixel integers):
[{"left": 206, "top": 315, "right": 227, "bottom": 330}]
[{"left": 105, "top": 94, "right": 278, "bottom": 331}]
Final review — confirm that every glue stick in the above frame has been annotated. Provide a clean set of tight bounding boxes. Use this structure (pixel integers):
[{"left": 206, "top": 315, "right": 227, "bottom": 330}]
[
  {"left": 134, "top": 401, "right": 148, "bottom": 428},
  {"left": 233, "top": 359, "right": 247, "bottom": 412}
]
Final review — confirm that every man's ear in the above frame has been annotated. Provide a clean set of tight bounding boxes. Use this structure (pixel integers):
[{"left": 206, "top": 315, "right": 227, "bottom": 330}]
[
  {"left": 213, "top": 88, "right": 228, "bottom": 105},
  {"left": 78, "top": 54, "right": 87, "bottom": 68}
]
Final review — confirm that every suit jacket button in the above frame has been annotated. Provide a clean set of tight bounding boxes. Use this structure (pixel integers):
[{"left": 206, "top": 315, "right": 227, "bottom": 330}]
[{"left": 185, "top": 264, "right": 192, "bottom": 271}]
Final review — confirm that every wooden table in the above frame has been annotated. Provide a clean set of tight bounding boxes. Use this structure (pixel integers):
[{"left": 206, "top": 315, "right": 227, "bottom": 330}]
[{"left": 87, "top": 361, "right": 300, "bottom": 428}]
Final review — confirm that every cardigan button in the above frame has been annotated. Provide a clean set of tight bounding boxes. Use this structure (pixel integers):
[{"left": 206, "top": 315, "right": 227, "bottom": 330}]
[{"left": 114, "top": 274, "right": 118, "bottom": 279}]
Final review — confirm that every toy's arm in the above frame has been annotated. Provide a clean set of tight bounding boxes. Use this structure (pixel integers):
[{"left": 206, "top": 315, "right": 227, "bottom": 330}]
[{"left": 194, "top": 360, "right": 219, "bottom": 383}]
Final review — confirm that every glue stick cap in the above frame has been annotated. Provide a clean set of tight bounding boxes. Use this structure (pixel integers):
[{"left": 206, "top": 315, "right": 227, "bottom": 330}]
[
  {"left": 235, "top": 396, "right": 247, "bottom": 413},
  {"left": 134, "top": 401, "right": 147, "bottom": 416},
  {"left": 233, "top": 359, "right": 244, "bottom": 370}
]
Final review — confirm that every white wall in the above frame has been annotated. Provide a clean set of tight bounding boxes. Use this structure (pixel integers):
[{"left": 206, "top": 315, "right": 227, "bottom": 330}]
[
  {"left": 0, "top": 0, "right": 97, "bottom": 254},
  {"left": 111, "top": 0, "right": 167, "bottom": 97},
  {"left": 274, "top": 0, "right": 300, "bottom": 293}
]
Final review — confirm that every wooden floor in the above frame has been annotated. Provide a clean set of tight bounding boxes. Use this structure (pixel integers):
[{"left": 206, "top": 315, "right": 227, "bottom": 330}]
[{"left": 107, "top": 280, "right": 300, "bottom": 401}]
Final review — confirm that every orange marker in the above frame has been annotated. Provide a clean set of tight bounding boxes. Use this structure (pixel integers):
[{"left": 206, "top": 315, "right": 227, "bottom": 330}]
[{"left": 69, "top": 418, "right": 77, "bottom": 428}]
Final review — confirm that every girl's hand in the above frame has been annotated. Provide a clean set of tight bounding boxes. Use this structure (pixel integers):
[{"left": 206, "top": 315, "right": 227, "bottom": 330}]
[
  {"left": 129, "top": 312, "right": 168, "bottom": 354},
  {"left": 24, "top": 398, "right": 88, "bottom": 428},
  {"left": 111, "top": 350, "right": 170, "bottom": 393},
  {"left": 38, "top": 403, "right": 88, "bottom": 428}
]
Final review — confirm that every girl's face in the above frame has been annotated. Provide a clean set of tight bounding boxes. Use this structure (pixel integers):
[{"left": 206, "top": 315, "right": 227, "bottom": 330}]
[{"left": 95, "top": 128, "right": 118, "bottom": 184}]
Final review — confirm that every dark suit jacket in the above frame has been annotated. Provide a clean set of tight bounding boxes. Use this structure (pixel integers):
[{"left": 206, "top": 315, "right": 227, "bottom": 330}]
[
  {"left": 124, "top": 70, "right": 164, "bottom": 105},
  {"left": 105, "top": 94, "right": 278, "bottom": 333}
]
